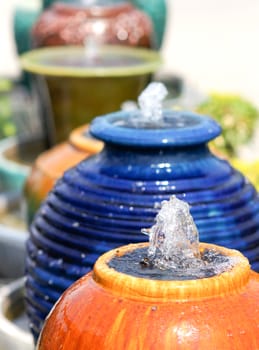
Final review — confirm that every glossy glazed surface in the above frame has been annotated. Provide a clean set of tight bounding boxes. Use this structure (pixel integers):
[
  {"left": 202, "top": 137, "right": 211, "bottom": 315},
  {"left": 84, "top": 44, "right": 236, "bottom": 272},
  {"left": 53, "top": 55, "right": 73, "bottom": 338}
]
[
  {"left": 26, "top": 110, "right": 259, "bottom": 341},
  {"left": 132, "top": 0, "right": 167, "bottom": 48},
  {"left": 32, "top": 2, "right": 154, "bottom": 48},
  {"left": 21, "top": 46, "right": 160, "bottom": 143},
  {"left": 42, "top": 0, "right": 167, "bottom": 48},
  {"left": 37, "top": 243, "right": 259, "bottom": 350}
]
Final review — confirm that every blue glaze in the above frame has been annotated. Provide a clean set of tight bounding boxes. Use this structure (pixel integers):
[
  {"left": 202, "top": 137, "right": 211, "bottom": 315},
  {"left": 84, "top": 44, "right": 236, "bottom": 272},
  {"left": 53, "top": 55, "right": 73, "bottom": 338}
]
[
  {"left": 26, "top": 109, "right": 259, "bottom": 342},
  {"left": 90, "top": 110, "right": 221, "bottom": 147}
]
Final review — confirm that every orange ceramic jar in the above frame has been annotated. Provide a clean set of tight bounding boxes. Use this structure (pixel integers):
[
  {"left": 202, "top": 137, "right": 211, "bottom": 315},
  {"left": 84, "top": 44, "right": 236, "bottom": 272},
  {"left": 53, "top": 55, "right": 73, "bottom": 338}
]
[
  {"left": 24, "top": 125, "right": 103, "bottom": 221},
  {"left": 37, "top": 242, "right": 259, "bottom": 350}
]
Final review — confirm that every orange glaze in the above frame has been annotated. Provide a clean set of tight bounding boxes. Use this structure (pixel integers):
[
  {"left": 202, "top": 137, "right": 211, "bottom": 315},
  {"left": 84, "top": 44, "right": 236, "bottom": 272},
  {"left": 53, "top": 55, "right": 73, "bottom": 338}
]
[
  {"left": 24, "top": 125, "right": 103, "bottom": 221},
  {"left": 37, "top": 243, "right": 259, "bottom": 350}
]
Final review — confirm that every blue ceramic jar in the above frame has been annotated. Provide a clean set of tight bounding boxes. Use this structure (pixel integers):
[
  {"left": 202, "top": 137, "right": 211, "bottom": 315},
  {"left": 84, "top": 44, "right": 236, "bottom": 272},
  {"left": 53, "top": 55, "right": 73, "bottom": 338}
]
[{"left": 26, "top": 110, "right": 259, "bottom": 341}]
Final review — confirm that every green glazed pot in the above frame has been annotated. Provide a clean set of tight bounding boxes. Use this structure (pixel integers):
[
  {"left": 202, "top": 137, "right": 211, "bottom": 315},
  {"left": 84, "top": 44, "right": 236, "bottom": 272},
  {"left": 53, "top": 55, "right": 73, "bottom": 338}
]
[
  {"left": 21, "top": 45, "right": 161, "bottom": 145},
  {"left": 131, "top": 0, "right": 167, "bottom": 48},
  {"left": 0, "top": 138, "right": 30, "bottom": 192},
  {"left": 42, "top": 0, "right": 54, "bottom": 8},
  {"left": 13, "top": 4, "right": 41, "bottom": 89}
]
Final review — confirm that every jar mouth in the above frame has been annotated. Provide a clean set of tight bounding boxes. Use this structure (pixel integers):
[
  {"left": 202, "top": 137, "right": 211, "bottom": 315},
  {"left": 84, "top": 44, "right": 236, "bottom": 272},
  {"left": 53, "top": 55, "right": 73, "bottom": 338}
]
[
  {"left": 20, "top": 45, "right": 161, "bottom": 78},
  {"left": 90, "top": 111, "right": 221, "bottom": 147},
  {"left": 93, "top": 242, "right": 250, "bottom": 301}
]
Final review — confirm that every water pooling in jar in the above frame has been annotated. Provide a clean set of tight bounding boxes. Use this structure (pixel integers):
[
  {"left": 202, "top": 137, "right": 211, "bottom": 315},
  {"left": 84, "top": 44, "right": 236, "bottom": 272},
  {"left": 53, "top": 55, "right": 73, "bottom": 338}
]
[
  {"left": 109, "top": 196, "right": 241, "bottom": 280},
  {"left": 119, "top": 82, "right": 200, "bottom": 129},
  {"left": 119, "top": 82, "right": 171, "bottom": 128}
]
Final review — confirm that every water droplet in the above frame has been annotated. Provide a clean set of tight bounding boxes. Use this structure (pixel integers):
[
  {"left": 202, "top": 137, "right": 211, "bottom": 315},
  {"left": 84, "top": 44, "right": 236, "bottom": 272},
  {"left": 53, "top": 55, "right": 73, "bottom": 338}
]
[
  {"left": 72, "top": 222, "right": 79, "bottom": 227},
  {"left": 48, "top": 280, "right": 53, "bottom": 285}
]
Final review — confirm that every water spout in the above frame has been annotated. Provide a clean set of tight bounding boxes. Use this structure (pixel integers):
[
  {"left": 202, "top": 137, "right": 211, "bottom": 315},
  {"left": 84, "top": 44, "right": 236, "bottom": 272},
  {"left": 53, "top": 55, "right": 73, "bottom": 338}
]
[
  {"left": 120, "top": 82, "right": 169, "bottom": 128},
  {"left": 138, "top": 82, "right": 168, "bottom": 124},
  {"left": 141, "top": 196, "right": 240, "bottom": 277},
  {"left": 84, "top": 36, "right": 101, "bottom": 63}
]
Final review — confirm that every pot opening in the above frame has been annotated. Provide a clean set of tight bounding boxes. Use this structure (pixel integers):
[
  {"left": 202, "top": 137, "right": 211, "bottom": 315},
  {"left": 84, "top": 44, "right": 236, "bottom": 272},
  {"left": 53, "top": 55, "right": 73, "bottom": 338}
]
[
  {"left": 109, "top": 196, "right": 241, "bottom": 281},
  {"left": 108, "top": 245, "right": 238, "bottom": 280}
]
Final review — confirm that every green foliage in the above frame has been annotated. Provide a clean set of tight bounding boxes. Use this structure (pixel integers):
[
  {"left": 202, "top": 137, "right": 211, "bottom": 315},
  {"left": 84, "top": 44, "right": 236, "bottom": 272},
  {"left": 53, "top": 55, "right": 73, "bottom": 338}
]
[
  {"left": 0, "top": 80, "right": 16, "bottom": 139},
  {"left": 197, "top": 94, "right": 259, "bottom": 157}
]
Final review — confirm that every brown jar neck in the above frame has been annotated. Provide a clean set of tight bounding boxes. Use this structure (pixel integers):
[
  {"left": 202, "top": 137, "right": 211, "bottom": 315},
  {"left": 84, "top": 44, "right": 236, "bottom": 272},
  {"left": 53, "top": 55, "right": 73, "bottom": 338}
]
[{"left": 93, "top": 243, "right": 251, "bottom": 302}]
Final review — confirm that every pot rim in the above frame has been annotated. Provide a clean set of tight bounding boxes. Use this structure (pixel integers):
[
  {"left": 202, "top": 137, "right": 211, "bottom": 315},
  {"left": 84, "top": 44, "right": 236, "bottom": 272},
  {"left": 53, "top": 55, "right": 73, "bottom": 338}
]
[
  {"left": 90, "top": 111, "right": 221, "bottom": 147},
  {"left": 20, "top": 45, "right": 161, "bottom": 78},
  {"left": 93, "top": 242, "right": 250, "bottom": 301},
  {"left": 69, "top": 125, "right": 103, "bottom": 153}
]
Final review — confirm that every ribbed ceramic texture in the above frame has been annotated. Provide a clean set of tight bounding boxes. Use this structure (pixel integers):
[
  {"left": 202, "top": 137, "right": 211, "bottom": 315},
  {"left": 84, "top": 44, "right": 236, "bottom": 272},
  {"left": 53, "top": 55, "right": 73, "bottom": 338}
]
[{"left": 26, "top": 110, "right": 259, "bottom": 341}]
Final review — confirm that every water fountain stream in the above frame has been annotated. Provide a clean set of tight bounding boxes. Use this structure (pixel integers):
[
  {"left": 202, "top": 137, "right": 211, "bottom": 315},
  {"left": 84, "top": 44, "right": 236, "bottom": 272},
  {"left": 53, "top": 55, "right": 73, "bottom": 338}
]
[{"left": 110, "top": 196, "right": 240, "bottom": 280}]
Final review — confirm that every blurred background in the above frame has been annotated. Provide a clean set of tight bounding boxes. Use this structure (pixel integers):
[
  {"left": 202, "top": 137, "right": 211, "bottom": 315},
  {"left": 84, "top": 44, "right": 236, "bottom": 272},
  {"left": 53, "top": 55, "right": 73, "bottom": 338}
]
[
  {"left": 0, "top": 0, "right": 259, "bottom": 264},
  {"left": 1, "top": 0, "right": 259, "bottom": 103},
  {"left": 0, "top": 0, "right": 258, "bottom": 257}
]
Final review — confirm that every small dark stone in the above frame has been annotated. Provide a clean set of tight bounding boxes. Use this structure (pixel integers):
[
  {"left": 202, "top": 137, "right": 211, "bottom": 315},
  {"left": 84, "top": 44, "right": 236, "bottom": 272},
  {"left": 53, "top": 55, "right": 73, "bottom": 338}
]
[{"left": 140, "top": 257, "right": 152, "bottom": 268}]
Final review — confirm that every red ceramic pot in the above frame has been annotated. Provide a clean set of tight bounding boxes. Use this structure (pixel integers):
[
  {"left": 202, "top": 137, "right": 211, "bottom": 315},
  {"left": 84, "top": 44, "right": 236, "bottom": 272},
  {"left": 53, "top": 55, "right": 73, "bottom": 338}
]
[
  {"left": 37, "top": 242, "right": 259, "bottom": 350},
  {"left": 32, "top": 1, "right": 154, "bottom": 48}
]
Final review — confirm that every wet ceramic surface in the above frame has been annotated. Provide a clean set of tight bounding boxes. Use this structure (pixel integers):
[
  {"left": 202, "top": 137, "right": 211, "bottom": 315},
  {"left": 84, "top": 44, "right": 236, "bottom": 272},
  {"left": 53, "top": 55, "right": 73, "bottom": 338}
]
[{"left": 37, "top": 243, "right": 259, "bottom": 350}]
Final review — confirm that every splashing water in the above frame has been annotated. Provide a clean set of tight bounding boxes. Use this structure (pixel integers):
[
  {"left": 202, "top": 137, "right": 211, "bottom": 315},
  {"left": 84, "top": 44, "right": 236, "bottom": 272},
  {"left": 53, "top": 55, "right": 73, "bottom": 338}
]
[
  {"left": 141, "top": 196, "right": 239, "bottom": 276},
  {"left": 142, "top": 196, "right": 201, "bottom": 270},
  {"left": 138, "top": 82, "right": 168, "bottom": 123},
  {"left": 120, "top": 82, "right": 170, "bottom": 128}
]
